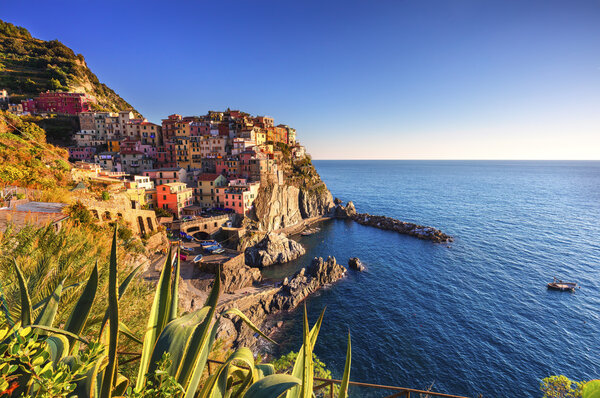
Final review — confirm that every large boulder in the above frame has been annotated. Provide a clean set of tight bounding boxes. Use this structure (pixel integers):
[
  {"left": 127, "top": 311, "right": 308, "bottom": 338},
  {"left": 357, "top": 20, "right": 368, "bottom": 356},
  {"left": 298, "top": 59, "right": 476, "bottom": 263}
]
[
  {"left": 348, "top": 257, "right": 365, "bottom": 271},
  {"left": 245, "top": 233, "right": 306, "bottom": 267}
]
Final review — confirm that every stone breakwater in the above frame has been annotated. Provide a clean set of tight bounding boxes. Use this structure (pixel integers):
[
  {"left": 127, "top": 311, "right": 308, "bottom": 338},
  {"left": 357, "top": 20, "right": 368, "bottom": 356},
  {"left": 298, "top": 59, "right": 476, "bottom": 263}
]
[
  {"left": 351, "top": 213, "right": 453, "bottom": 243},
  {"left": 332, "top": 199, "right": 452, "bottom": 243}
]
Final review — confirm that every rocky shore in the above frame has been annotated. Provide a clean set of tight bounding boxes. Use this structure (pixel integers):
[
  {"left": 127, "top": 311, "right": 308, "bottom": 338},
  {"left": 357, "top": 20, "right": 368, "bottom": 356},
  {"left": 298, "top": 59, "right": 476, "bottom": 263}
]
[
  {"left": 244, "top": 232, "right": 306, "bottom": 267},
  {"left": 217, "top": 256, "right": 346, "bottom": 349},
  {"left": 333, "top": 199, "right": 452, "bottom": 243}
]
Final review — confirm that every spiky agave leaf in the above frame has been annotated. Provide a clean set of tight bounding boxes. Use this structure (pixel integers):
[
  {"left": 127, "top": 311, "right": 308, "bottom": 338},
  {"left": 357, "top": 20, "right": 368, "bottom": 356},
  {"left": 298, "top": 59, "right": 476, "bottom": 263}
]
[
  {"left": 339, "top": 332, "right": 352, "bottom": 398},
  {"left": 135, "top": 246, "right": 174, "bottom": 390},
  {"left": 169, "top": 246, "right": 181, "bottom": 322},
  {"left": 243, "top": 374, "right": 301, "bottom": 398},
  {"left": 13, "top": 259, "right": 32, "bottom": 326},
  {"left": 197, "top": 347, "right": 255, "bottom": 398},
  {"left": 33, "top": 278, "right": 64, "bottom": 327},
  {"left": 179, "top": 272, "right": 221, "bottom": 398},
  {"left": 286, "top": 307, "right": 325, "bottom": 398},
  {"left": 100, "top": 227, "right": 119, "bottom": 398},
  {"left": 64, "top": 263, "right": 98, "bottom": 345}
]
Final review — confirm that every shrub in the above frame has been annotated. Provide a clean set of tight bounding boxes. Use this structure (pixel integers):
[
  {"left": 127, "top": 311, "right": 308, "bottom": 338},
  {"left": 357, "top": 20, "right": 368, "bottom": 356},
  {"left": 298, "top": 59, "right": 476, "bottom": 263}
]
[
  {"left": 66, "top": 200, "right": 93, "bottom": 225},
  {"left": 541, "top": 375, "right": 585, "bottom": 398}
]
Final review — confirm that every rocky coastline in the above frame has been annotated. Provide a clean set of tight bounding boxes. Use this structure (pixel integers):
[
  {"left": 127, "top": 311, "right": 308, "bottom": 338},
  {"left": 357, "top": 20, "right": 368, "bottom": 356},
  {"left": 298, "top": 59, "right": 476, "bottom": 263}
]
[
  {"left": 217, "top": 256, "right": 346, "bottom": 349},
  {"left": 333, "top": 199, "right": 452, "bottom": 243}
]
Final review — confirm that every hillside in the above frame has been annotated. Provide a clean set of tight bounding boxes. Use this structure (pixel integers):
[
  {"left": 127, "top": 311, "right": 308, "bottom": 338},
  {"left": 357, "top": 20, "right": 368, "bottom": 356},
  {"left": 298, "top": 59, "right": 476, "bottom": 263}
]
[
  {"left": 0, "top": 20, "right": 137, "bottom": 114},
  {"left": 0, "top": 110, "right": 71, "bottom": 189}
]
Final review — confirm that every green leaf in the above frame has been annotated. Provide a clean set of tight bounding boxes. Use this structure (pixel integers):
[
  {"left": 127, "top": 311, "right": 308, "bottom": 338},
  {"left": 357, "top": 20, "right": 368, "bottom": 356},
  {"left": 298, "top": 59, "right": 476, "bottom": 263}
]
[
  {"left": 178, "top": 271, "right": 221, "bottom": 394},
  {"left": 29, "top": 325, "right": 90, "bottom": 344},
  {"left": 100, "top": 227, "right": 119, "bottom": 398},
  {"left": 583, "top": 380, "right": 600, "bottom": 398},
  {"left": 339, "top": 332, "right": 351, "bottom": 398},
  {"left": 170, "top": 246, "right": 181, "bottom": 322},
  {"left": 65, "top": 263, "right": 98, "bottom": 341},
  {"left": 99, "top": 263, "right": 142, "bottom": 333},
  {"left": 13, "top": 259, "right": 32, "bottom": 326},
  {"left": 135, "top": 246, "right": 174, "bottom": 391},
  {"left": 198, "top": 347, "right": 255, "bottom": 398},
  {"left": 300, "top": 304, "right": 313, "bottom": 398},
  {"left": 46, "top": 334, "right": 70, "bottom": 363},
  {"left": 34, "top": 278, "right": 64, "bottom": 327},
  {"left": 119, "top": 322, "right": 142, "bottom": 345},
  {"left": 255, "top": 364, "right": 275, "bottom": 380},
  {"left": 243, "top": 374, "right": 301, "bottom": 398},
  {"left": 182, "top": 318, "right": 219, "bottom": 398},
  {"left": 286, "top": 307, "right": 325, "bottom": 398},
  {"left": 147, "top": 307, "right": 210, "bottom": 375}
]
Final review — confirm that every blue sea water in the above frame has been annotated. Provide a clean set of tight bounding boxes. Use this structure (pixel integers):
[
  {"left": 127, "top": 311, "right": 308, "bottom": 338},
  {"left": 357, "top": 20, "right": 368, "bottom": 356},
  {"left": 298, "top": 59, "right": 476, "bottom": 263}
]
[{"left": 261, "top": 160, "right": 600, "bottom": 397}]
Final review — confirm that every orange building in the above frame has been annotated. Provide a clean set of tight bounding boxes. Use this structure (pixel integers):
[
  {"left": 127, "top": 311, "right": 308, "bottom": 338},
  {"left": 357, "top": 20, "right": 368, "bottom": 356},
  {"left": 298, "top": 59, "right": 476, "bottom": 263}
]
[{"left": 156, "top": 182, "right": 193, "bottom": 218}]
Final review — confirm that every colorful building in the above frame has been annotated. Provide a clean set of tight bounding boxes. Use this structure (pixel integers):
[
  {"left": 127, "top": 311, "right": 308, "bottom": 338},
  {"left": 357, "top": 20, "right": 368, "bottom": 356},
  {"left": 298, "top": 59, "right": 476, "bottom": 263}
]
[
  {"left": 193, "top": 173, "right": 228, "bottom": 208},
  {"left": 215, "top": 180, "right": 260, "bottom": 215},
  {"left": 21, "top": 91, "right": 96, "bottom": 115},
  {"left": 156, "top": 182, "right": 193, "bottom": 218}
]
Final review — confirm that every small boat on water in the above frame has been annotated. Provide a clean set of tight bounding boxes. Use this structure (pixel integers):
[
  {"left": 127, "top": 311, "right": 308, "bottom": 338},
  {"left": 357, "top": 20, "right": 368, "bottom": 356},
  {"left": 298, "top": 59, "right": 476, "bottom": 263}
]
[
  {"left": 547, "top": 278, "right": 578, "bottom": 291},
  {"left": 301, "top": 227, "right": 321, "bottom": 236}
]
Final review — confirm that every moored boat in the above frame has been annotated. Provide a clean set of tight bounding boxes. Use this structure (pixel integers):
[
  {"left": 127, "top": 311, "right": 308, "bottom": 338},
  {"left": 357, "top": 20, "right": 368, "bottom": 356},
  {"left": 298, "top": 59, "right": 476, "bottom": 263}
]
[{"left": 547, "top": 278, "right": 578, "bottom": 291}]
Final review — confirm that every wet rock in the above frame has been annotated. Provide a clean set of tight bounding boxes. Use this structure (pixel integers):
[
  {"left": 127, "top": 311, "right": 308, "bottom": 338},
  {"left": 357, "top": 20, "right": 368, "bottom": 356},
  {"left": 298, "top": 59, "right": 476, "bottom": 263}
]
[
  {"left": 245, "top": 232, "right": 306, "bottom": 267},
  {"left": 348, "top": 257, "right": 365, "bottom": 271}
]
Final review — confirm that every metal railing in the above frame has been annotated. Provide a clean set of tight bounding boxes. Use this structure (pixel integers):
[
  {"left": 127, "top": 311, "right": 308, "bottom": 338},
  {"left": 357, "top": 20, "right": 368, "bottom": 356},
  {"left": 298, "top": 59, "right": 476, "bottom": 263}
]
[{"left": 206, "top": 359, "right": 470, "bottom": 398}]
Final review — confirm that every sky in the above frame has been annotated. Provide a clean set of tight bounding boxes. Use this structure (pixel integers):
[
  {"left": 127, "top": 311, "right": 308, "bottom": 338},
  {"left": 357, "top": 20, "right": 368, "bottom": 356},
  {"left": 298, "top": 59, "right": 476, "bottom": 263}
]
[{"left": 3, "top": 0, "right": 600, "bottom": 159}]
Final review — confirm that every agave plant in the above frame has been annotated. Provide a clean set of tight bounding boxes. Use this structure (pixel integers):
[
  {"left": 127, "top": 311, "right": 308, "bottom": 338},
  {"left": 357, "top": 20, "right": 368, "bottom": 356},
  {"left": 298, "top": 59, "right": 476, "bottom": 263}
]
[{"left": 0, "top": 228, "right": 352, "bottom": 397}]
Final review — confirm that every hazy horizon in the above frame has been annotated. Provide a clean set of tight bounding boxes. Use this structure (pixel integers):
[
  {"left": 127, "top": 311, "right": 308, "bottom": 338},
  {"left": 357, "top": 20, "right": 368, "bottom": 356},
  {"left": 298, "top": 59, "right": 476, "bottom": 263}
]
[{"left": 4, "top": 0, "right": 599, "bottom": 160}]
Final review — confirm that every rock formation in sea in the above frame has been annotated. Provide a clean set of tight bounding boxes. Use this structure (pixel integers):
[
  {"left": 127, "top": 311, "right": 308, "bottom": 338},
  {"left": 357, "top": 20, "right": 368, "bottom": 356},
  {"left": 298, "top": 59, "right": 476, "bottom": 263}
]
[
  {"left": 244, "top": 232, "right": 306, "bottom": 267},
  {"left": 348, "top": 257, "right": 365, "bottom": 271}
]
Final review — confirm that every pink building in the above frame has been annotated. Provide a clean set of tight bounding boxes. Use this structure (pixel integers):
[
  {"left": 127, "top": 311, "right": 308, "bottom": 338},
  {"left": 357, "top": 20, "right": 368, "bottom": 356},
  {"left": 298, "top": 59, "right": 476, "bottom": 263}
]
[
  {"left": 68, "top": 146, "right": 97, "bottom": 162},
  {"left": 21, "top": 91, "right": 95, "bottom": 115},
  {"left": 215, "top": 180, "right": 260, "bottom": 215}
]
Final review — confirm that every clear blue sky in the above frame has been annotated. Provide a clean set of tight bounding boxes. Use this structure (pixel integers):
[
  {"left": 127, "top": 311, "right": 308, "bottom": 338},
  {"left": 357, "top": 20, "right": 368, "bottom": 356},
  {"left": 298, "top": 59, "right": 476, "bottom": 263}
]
[{"left": 4, "top": 0, "right": 600, "bottom": 159}]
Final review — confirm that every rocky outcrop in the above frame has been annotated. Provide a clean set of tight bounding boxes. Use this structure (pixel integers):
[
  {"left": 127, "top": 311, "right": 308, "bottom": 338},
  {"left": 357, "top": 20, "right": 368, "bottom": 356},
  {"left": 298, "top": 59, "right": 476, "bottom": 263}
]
[
  {"left": 299, "top": 186, "right": 334, "bottom": 219},
  {"left": 351, "top": 213, "right": 453, "bottom": 243},
  {"left": 248, "top": 183, "right": 334, "bottom": 233},
  {"left": 333, "top": 201, "right": 357, "bottom": 218},
  {"left": 245, "top": 233, "right": 306, "bottom": 267},
  {"left": 250, "top": 184, "right": 303, "bottom": 231},
  {"left": 270, "top": 256, "right": 346, "bottom": 311},
  {"left": 218, "top": 256, "right": 346, "bottom": 349},
  {"left": 348, "top": 257, "right": 365, "bottom": 271}
]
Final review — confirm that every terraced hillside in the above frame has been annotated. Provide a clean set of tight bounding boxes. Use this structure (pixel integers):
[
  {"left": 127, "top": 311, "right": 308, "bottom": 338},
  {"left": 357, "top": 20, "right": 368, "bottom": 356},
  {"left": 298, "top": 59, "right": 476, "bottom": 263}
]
[
  {"left": 0, "top": 110, "right": 71, "bottom": 189},
  {"left": 0, "top": 20, "right": 136, "bottom": 113}
]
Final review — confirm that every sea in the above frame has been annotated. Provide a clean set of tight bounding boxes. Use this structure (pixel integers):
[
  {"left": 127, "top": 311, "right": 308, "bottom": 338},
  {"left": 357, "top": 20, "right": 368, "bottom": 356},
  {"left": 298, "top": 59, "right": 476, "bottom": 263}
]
[{"left": 260, "top": 160, "right": 600, "bottom": 397}]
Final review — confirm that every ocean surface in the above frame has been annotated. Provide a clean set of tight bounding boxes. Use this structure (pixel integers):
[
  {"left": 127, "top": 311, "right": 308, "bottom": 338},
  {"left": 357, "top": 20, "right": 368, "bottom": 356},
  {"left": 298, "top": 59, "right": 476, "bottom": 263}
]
[{"left": 261, "top": 160, "right": 600, "bottom": 397}]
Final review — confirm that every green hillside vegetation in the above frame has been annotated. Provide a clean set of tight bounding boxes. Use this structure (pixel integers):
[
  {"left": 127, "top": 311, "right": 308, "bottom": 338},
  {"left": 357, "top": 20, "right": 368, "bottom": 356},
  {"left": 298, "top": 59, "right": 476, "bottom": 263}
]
[
  {"left": 0, "top": 19, "right": 137, "bottom": 114},
  {"left": 0, "top": 110, "right": 72, "bottom": 189}
]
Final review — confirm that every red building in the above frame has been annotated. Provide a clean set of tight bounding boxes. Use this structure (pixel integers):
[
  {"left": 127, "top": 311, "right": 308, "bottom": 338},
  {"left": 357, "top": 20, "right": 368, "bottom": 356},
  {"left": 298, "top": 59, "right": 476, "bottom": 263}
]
[{"left": 21, "top": 91, "right": 95, "bottom": 115}]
